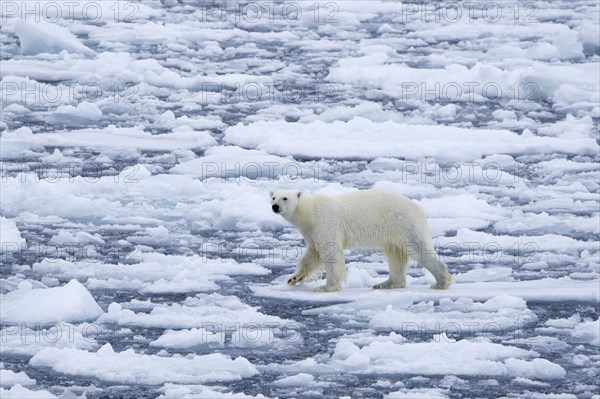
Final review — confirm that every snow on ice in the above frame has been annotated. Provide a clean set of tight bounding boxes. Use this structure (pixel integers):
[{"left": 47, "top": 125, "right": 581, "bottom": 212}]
[
  {"left": 267, "top": 334, "right": 566, "bottom": 380},
  {"left": 0, "top": 384, "right": 58, "bottom": 399},
  {"left": 0, "top": 217, "right": 25, "bottom": 252},
  {"left": 29, "top": 343, "right": 258, "bottom": 385},
  {"left": 223, "top": 117, "right": 598, "bottom": 160},
  {"left": 0, "top": 279, "right": 103, "bottom": 324},
  {"left": 0, "top": 368, "right": 36, "bottom": 388}
]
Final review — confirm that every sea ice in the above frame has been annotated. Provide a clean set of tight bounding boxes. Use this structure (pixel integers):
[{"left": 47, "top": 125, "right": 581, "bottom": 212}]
[
  {"left": 98, "top": 293, "right": 288, "bottom": 329},
  {"left": 0, "top": 384, "right": 57, "bottom": 399},
  {"left": 270, "top": 334, "right": 565, "bottom": 380},
  {"left": 159, "top": 383, "right": 267, "bottom": 399},
  {"left": 224, "top": 117, "right": 597, "bottom": 161},
  {"left": 33, "top": 252, "right": 270, "bottom": 293},
  {"left": 0, "top": 369, "right": 35, "bottom": 387},
  {"left": 14, "top": 22, "right": 95, "bottom": 56},
  {"left": 51, "top": 101, "right": 103, "bottom": 125},
  {"left": 252, "top": 274, "right": 599, "bottom": 303},
  {"left": 0, "top": 322, "right": 98, "bottom": 357},
  {"left": 0, "top": 280, "right": 103, "bottom": 324},
  {"left": 0, "top": 217, "right": 25, "bottom": 252},
  {"left": 150, "top": 328, "right": 225, "bottom": 349},
  {"left": 29, "top": 343, "right": 258, "bottom": 385}
]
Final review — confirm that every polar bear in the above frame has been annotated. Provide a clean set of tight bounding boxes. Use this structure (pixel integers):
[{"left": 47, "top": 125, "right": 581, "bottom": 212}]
[{"left": 270, "top": 189, "right": 453, "bottom": 292}]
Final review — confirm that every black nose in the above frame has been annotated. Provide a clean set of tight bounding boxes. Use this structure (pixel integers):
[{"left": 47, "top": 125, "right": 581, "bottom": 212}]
[{"left": 272, "top": 204, "right": 279, "bottom": 212}]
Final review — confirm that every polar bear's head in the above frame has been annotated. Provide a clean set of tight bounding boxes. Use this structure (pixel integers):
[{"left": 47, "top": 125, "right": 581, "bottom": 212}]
[{"left": 270, "top": 190, "right": 302, "bottom": 219}]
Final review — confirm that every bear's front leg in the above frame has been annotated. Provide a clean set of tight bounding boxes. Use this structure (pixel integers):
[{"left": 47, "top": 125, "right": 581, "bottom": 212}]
[
  {"left": 314, "top": 242, "right": 345, "bottom": 292},
  {"left": 287, "top": 272, "right": 306, "bottom": 285},
  {"left": 288, "top": 245, "right": 320, "bottom": 285}
]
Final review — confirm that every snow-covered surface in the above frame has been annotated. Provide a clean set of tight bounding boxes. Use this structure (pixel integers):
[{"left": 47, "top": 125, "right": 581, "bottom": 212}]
[
  {"left": 0, "top": 1, "right": 598, "bottom": 398},
  {"left": 150, "top": 328, "right": 226, "bottom": 349},
  {"left": 268, "top": 334, "right": 566, "bottom": 380},
  {"left": 33, "top": 252, "right": 270, "bottom": 293},
  {"left": 0, "top": 217, "right": 25, "bottom": 251},
  {"left": 29, "top": 343, "right": 258, "bottom": 385},
  {"left": 14, "top": 22, "right": 95, "bottom": 56},
  {"left": 0, "top": 368, "right": 35, "bottom": 387},
  {"left": 224, "top": 117, "right": 597, "bottom": 160},
  {"left": 158, "top": 384, "right": 268, "bottom": 399},
  {"left": 0, "top": 384, "right": 58, "bottom": 399},
  {"left": 0, "top": 280, "right": 103, "bottom": 324},
  {"left": 0, "top": 323, "right": 98, "bottom": 357},
  {"left": 251, "top": 270, "right": 600, "bottom": 303},
  {"left": 97, "top": 293, "right": 287, "bottom": 329},
  {"left": 305, "top": 294, "right": 539, "bottom": 333},
  {"left": 51, "top": 101, "right": 103, "bottom": 125},
  {"left": 543, "top": 314, "right": 600, "bottom": 346}
]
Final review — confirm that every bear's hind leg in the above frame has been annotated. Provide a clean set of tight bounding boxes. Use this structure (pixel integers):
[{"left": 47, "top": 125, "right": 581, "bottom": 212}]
[
  {"left": 373, "top": 246, "right": 408, "bottom": 289},
  {"left": 421, "top": 255, "right": 453, "bottom": 290}
]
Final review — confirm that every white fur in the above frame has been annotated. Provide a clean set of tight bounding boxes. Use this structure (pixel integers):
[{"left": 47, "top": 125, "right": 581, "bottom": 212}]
[{"left": 271, "top": 189, "right": 453, "bottom": 292}]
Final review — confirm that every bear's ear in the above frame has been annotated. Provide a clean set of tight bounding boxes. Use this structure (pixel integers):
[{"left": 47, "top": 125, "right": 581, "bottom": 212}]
[{"left": 297, "top": 192, "right": 302, "bottom": 198}]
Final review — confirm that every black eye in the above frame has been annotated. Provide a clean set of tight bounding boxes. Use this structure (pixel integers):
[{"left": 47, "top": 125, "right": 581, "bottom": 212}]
[
  {"left": 283, "top": 197, "right": 287, "bottom": 201},
  {"left": 272, "top": 197, "right": 275, "bottom": 200}
]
